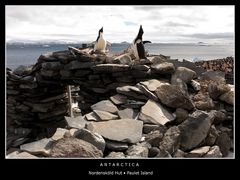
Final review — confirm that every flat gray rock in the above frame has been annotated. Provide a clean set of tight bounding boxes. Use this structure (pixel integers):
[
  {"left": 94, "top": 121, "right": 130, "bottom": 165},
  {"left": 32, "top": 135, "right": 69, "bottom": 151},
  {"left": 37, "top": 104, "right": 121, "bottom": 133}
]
[
  {"left": 91, "top": 100, "right": 118, "bottom": 114},
  {"left": 86, "top": 119, "right": 143, "bottom": 143},
  {"left": 7, "top": 151, "right": 38, "bottom": 159},
  {"left": 116, "top": 85, "right": 148, "bottom": 101},
  {"left": 51, "top": 128, "right": 69, "bottom": 141},
  {"left": 93, "top": 110, "right": 119, "bottom": 121},
  {"left": 20, "top": 138, "right": 54, "bottom": 156},
  {"left": 179, "top": 110, "right": 215, "bottom": 151},
  {"left": 132, "top": 65, "right": 150, "bottom": 71},
  {"left": 91, "top": 64, "right": 130, "bottom": 72},
  {"left": 136, "top": 84, "right": 159, "bottom": 101},
  {"left": 117, "top": 108, "right": 138, "bottom": 119},
  {"left": 85, "top": 112, "right": 100, "bottom": 121},
  {"left": 139, "top": 100, "right": 174, "bottom": 125},
  {"left": 139, "top": 79, "right": 164, "bottom": 92},
  {"left": 65, "top": 116, "right": 86, "bottom": 129},
  {"left": 110, "top": 94, "right": 128, "bottom": 105}
]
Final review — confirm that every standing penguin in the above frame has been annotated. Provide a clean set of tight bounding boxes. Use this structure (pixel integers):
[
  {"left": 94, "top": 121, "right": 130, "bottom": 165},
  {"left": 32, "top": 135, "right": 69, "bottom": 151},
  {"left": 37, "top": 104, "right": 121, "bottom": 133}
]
[
  {"left": 131, "top": 25, "right": 151, "bottom": 60},
  {"left": 94, "top": 27, "right": 107, "bottom": 53}
]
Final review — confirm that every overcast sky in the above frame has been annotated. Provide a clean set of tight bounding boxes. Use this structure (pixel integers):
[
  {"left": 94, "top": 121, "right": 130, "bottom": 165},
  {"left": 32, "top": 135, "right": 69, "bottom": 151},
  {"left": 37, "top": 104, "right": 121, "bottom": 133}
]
[{"left": 6, "top": 5, "right": 234, "bottom": 44}]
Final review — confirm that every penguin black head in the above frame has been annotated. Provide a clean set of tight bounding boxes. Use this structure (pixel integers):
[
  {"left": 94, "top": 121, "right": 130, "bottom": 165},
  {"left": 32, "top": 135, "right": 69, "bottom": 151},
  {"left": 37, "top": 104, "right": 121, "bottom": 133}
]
[
  {"left": 139, "top": 25, "right": 144, "bottom": 36},
  {"left": 135, "top": 25, "right": 144, "bottom": 43},
  {"left": 99, "top": 27, "right": 103, "bottom": 33}
]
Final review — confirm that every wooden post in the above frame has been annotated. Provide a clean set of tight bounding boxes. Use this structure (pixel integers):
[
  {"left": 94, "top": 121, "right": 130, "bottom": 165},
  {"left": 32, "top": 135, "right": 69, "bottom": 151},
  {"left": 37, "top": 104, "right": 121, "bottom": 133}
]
[{"left": 67, "top": 85, "right": 73, "bottom": 117}]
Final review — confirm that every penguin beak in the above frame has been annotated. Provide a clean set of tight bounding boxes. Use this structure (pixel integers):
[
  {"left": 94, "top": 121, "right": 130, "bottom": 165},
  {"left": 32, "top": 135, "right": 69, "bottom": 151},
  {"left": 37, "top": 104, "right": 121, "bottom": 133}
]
[{"left": 100, "top": 27, "right": 103, "bottom": 33}]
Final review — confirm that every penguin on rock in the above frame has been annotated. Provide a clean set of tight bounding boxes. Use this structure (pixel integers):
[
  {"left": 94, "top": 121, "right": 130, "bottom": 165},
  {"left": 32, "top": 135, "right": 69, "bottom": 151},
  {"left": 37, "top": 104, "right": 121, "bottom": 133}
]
[
  {"left": 93, "top": 27, "right": 111, "bottom": 53},
  {"left": 131, "top": 25, "right": 151, "bottom": 60}
]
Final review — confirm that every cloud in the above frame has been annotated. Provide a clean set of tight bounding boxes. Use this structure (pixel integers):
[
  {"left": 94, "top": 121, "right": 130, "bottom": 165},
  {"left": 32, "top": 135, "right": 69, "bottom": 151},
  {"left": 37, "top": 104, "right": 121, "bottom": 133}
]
[
  {"left": 6, "top": 5, "right": 234, "bottom": 43},
  {"left": 124, "top": 21, "right": 138, "bottom": 26},
  {"left": 164, "top": 21, "right": 195, "bottom": 27}
]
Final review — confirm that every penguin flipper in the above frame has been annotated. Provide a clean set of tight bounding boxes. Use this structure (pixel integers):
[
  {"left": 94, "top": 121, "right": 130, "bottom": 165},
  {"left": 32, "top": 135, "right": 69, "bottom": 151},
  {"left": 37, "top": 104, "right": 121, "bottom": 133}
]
[
  {"left": 137, "top": 43, "right": 146, "bottom": 59},
  {"left": 143, "top": 41, "right": 151, "bottom": 44}
]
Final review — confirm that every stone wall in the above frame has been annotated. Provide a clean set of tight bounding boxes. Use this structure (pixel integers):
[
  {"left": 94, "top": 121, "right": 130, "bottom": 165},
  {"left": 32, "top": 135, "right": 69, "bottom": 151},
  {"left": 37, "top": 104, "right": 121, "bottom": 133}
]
[{"left": 6, "top": 48, "right": 234, "bottom": 158}]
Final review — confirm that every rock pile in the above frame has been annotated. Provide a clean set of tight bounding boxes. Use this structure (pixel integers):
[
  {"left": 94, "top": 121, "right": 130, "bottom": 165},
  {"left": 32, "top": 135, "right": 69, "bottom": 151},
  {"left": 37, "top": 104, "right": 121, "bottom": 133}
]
[{"left": 6, "top": 47, "right": 234, "bottom": 158}]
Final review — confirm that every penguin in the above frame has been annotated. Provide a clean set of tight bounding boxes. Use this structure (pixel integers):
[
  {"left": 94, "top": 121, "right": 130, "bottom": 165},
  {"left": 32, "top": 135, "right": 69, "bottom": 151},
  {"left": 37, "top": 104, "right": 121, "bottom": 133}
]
[
  {"left": 94, "top": 27, "right": 107, "bottom": 53},
  {"left": 131, "top": 25, "right": 151, "bottom": 60}
]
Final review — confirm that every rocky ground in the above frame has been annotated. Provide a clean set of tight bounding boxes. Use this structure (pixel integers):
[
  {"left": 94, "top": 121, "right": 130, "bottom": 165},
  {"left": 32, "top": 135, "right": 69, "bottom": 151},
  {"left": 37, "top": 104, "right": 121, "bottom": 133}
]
[{"left": 6, "top": 48, "right": 234, "bottom": 158}]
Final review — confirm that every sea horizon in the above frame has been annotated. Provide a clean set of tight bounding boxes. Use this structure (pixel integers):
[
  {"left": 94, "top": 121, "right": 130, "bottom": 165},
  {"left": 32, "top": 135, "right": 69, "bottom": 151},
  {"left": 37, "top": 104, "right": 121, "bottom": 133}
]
[{"left": 6, "top": 42, "right": 234, "bottom": 70}]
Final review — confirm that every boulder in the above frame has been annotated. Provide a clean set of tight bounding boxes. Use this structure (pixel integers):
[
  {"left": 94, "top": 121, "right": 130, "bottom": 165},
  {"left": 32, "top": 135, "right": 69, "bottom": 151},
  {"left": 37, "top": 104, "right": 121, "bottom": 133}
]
[
  {"left": 148, "top": 147, "right": 160, "bottom": 157},
  {"left": 41, "top": 61, "right": 63, "bottom": 71},
  {"left": 193, "top": 92, "right": 215, "bottom": 110},
  {"left": 185, "top": 146, "right": 210, "bottom": 157},
  {"left": 114, "top": 54, "right": 132, "bottom": 65},
  {"left": 91, "top": 100, "right": 118, "bottom": 114},
  {"left": 200, "top": 71, "right": 225, "bottom": 83},
  {"left": 179, "top": 110, "right": 215, "bottom": 151},
  {"left": 105, "top": 140, "right": 128, "bottom": 151},
  {"left": 171, "top": 67, "right": 196, "bottom": 84},
  {"left": 139, "top": 100, "right": 174, "bottom": 125},
  {"left": 159, "top": 126, "right": 181, "bottom": 155},
  {"left": 173, "top": 149, "right": 186, "bottom": 158},
  {"left": 155, "top": 83, "right": 194, "bottom": 110},
  {"left": 13, "top": 65, "right": 33, "bottom": 76},
  {"left": 93, "top": 110, "right": 119, "bottom": 121},
  {"left": 203, "top": 125, "right": 219, "bottom": 146},
  {"left": 126, "top": 143, "right": 149, "bottom": 158},
  {"left": 144, "top": 130, "right": 163, "bottom": 147},
  {"left": 50, "top": 137, "right": 103, "bottom": 158},
  {"left": 73, "top": 128, "right": 105, "bottom": 152},
  {"left": 86, "top": 119, "right": 143, "bottom": 143},
  {"left": 208, "top": 82, "right": 230, "bottom": 100},
  {"left": 203, "top": 145, "right": 222, "bottom": 157},
  {"left": 213, "top": 110, "right": 226, "bottom": 124},
  {"left": 148, "top": 56, "right": 166, "bottom": 64},
  {"left": 151, "top": 62, "right": 175, "bottom": 74},
  {"left": 175, "top": 108, "right": 188, "bottom": 124},
  {"left": 20, "top": 138, "right": 54, "bottom": 156},
  {"left": 106, "top": 152, "right": 126, "bottom": 158},
  {"left": 190, "top": 80, "right": 201, "bottom": 91},
  {"left": 219, "top": 89, "right": 234, "bottom": 105},
  {"left": 215, "top": 132, "right": 231, "bottom": 157}
]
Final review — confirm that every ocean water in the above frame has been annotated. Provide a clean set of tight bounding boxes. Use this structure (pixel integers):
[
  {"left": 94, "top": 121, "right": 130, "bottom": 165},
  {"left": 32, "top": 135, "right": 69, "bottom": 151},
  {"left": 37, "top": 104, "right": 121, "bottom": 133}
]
[{"left": 6, "top": 43, "right": 234, "bottom": 70}]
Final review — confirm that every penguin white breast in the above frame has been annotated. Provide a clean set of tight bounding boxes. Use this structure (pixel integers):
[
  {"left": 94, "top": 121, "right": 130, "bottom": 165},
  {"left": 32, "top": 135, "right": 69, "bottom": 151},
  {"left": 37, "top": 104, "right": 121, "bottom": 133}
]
[
  {"left": 132, "top": 39, "right": 142, "bottom": 60},
  {"left": 94, "top": 37, "right": 106, "bottom": 52}
]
